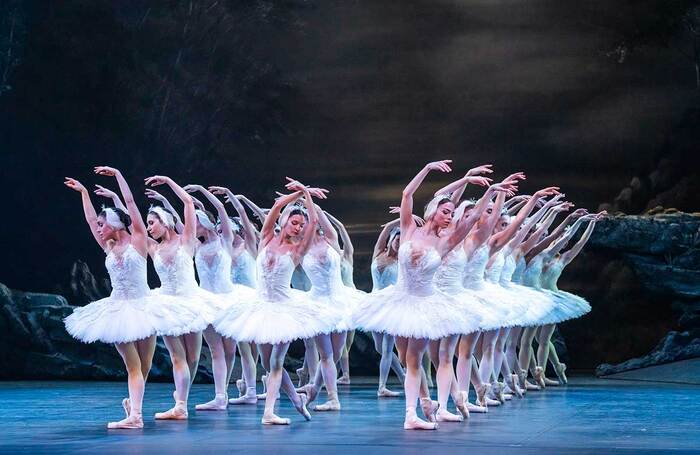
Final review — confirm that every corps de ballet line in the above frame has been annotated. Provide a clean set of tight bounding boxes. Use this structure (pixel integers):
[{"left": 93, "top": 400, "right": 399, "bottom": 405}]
[{"left": 62, "top": 160, "right": 605, "bottom": 430}]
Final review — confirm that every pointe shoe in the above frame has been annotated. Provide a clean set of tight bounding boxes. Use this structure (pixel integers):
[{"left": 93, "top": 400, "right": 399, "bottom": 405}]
[
  {"left": 262, "top": 413, "right": 291, "bottom": 425},
  {"left": 509, "top": 374, "right": 524, "bottom": 398},
  {"left": 314, "top": 398, "right": 341, "bottom": 412},
  {"left": 534, "top": 366, "right": 546, "bottom": 389},
  {"left": 230, "top": 387, "right": 258, "bottom": 405},
  {"left": 297, "top": 383, "right": 318, "bottom": 405},
  {"left": 475, "top": 383, "right": 491, "bottom": 408},
  {"left": 195, "top": 393, "right": 228, "bottom": 411},
  {"left": 296, "top": 368, "right": 309, "bottom": 387},
  {"left": 436, "top": 408, "right": 463, "bottom": 422},
  {"left": 108, "top": 414, "right": 143, "bottom": 429},
  {"left": 121, "top": 398, "right": 131, "bottom": 418},
  {"left": 420, "top": 398, "right": 439, "bottom": 423},
  {"left": 236, "top": 379, "right": 247, "bottom": 397},
  {"left": 490, "top": 382, "right": 505, "bottom": 404},
  {"left": 544, "top": 377, "right": 560, "bottom": 387},
  {"left": 466, "top": 401, "right": 488, "bottom": 413},
  {"left": 485, "top": 397, "right": 501, "bottom": 406},
  {"left": 377, "top": 387, "right": 401, "bottom": 398},
  {"left": 455, "top": 391, "right": 470, "bottom": 420},
  {"left": 404, "top": 408, "right": 438, "bottom": 430},
  {"left": 555, "top": 363, "right": 568, "bottom": 385},
  {"left": 295, "top": 393, "right": 312, "bottom": 421},
  {"left": 155, "top": 401, "right": 188, "bottom": 420},
  {"left": 336, "top": 375, "right": 351, "bottom": 385}
]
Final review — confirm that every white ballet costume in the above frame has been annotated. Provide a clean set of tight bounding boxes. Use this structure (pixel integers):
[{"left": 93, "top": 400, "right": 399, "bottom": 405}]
[
  {"left": 540, "top": 259, "right": 591, "bottom": 322},
  {"left": 65, "top": 244, "right": 155, "bottom": 343},
  {"left": 371, "top": 260, "right": 398, "bottom": 290},
  {"left": 195, "top": 240, "right": 256, "bottom": 311},
  {"left": 301, "top": 245, "right": 363, "bottom": 332},
  {"left": 231, "top": 249, "right": 257, "bottom": 289},
  {"left": 214, "top": 246, "right": 342, "bottom": 344},
  {"left": 355, "top": 241, "right": 480, "bottom": 339},
  {"left": 461, "top": 244, "right": 519, "bottom": 330},
  {"left": 149, "top": 247, "right": 219, "bottom": 336},
  {"left": 520, "top": 255, "right": 577, "bottom": 325},
  {"left": 496, "top": 248, "right": 555, "bottom": 327},
  {"left": 434, "top": 248, "right": 493, "bottom": 330}
]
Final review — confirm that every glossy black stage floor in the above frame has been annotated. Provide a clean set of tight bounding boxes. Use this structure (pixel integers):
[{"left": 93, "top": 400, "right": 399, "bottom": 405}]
[{"left": 1, "top": 376, "right": 698, "bottom": 454}]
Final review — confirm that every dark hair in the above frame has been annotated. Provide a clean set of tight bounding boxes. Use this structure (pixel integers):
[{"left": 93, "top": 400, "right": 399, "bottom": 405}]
[
  {"left": 98, "top": 207, "right": 132, "bottom": 228},
  {"left": 201, "top": 209, "right": 216, "bottom": 225},
  {"left": 288, "top": 208, "right": 308, "bottom": 220}
]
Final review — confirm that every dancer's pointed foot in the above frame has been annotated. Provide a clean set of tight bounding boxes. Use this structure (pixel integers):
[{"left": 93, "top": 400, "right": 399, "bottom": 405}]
[
  {"left": 121, "top": 398, "right": 131, "bottom": 418},
  {"left": 508, "top": 374, "right": 524, "bottom": 398},
  {"left": 229, "top": 387, "right": 258, "bottom": 405},
  {"left": 295, "top": 367, "right": 309, "bottom": 387},
  {"left": 544, "top": 377, "right": 560, "bottom": 387},
  {"left": 314, "top": 398, "right": 341, "bottom": 412},
  {"left": 455, "top": 391, "right": 470, "bottom": 420},
  {"left": 262, "top": 412, "right": 290, "bottom": 425},
  {"left": 524, "top": 380, "right": 541, "bottom": 391},
  {"left": 155, "top": 401, "right": 188, "bottom": 420},
  {"left": 108, "top": 414, "right": 143, "bottom": 429},
  {"left": 419, "top": 398, "right": 439, "bottom": 423},
  {"left": 377, "top": 386, "right": 401, "bottom": 398},
  {"left": 466, "top": 401, "right": 488, "bottom": 413},
  {"left": 404, "top": 408, "right": 438, "bottom": 430},
  {"left": 490, "top": 382, "right": 505, "bottom": 404},
  {"left": 475, "top": 383, "right": 491, "bottom": 408},
  {"left": 297, "top": 383, "right": 318, "bottom": 405},
  {"left": 436, "top": 408, "right": 463, "bottom": 422},
  {"left": 294, "top": 393, "right": 312, "bottom": 421},
  {"left": 195, "top": 393, "right": 228, "bottom": 411},
  {"left": 534, "top": 366, "right": 546, "bottom": 389},
  {"left": 485, "top": 397, "right": 501, "bottom": 406},
  {"left": 236, "top": 379, "right": 247, "bottom": 397},
  {"left": 555, "top": 363, "right": 568, "bottom": 385},
  {"left": 336, "top": 374, "right": 351, "bottom": 385}
]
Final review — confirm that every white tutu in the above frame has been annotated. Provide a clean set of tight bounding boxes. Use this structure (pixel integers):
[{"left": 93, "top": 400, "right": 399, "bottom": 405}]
[
  {"left": 65, "top": 294, "right": 155, "bottom": 344},
  {"left": 214, "top": 288, "right": 343, "bottom": 344},
  {"left": 538, "top": 290, "right": 591, "bottom": 325},
  {"left": 307, "top": 286, "right": 365, "bottom": 332},
  {"left": 64, "top": 244, "right": 156, "bottom": 344},
  {"left": 149, "top": 286, "right": 220, "bottom": 336}
]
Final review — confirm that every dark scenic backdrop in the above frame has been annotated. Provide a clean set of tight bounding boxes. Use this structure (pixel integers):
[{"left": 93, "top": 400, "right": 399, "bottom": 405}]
[{"left": 1, "top": 0, "right": 698, "bottom": 379}]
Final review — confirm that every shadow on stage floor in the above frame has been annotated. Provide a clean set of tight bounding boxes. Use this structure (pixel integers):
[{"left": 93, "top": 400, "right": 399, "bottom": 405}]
[{"left": 1, "top": 376, "right": 698, "bottom": 454}]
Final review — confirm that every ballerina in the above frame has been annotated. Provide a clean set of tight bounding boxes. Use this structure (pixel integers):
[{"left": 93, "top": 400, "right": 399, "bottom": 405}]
[
  {"left": 142, "top": 175, "right": 220, "bottom": 420},
  {"left": 209, "top": 186, "right": 262, "bottom": 404},
  {"left": 214, "top": 180, "right": 335, "bottom": 425},
  {"left": 64, "top": 169, "right": 156, "bottom": 429},
  {"left": 355, "top": 160, "right": 483, "bottom": 430},
  {"left": 533, "top": 211, "right": 605, "bottom": 385},
  {"left": 325, "top": 211, "right": 359, "bottom": 385},
  {"left": 292, "top": 185, "right": 364, "bottom": 412}
]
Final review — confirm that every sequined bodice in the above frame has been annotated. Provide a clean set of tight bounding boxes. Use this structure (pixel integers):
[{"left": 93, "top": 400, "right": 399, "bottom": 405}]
[
  {"left": 396, "top": 241, "right": 441, "bottom": 297},
  {"left": 231, "top": 249, "right": 257, "bottom": 288},
  {"left": 485, "top": 249, "right": 505, "bottom": 283},
  {"left": 463, "top": 244, "right": 490, "bottom": 290},
  {"left": 154, "top": 246, "right": 199, "bottom": 295},
  {"left": 435, "top": 248, "right": 467, "bottom": 295},
  {"left": 522, "top": 254, "right": 545, "bottom": 289},
  {"left": 371, "top": 259, "right": 398, "bottom": 291},
  {"left": 302, "top": 245, "right": 345, "bottom": 297},
  {"left": 105, "top": 244, "right": 150, "bottom": 299},
  {"left": 541, "top": 259, "right": 565, "bottom": 291},
  {"left": 195, "top": 240, "right": 234, "bottom": 294},
  {"left": 257, "top": 247, "right": 297, "bottom": 301}
]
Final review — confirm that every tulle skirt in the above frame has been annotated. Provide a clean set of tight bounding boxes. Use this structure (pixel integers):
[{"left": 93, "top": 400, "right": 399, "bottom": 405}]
[
  {"left": 538, "top": 290, "right": 591, "bottom": 325},
  {"left": 214, "top": 288, "right": 345, "bottom": 344},
  {"left": 64, "top": 294, "right": 156, "bottom": 344},
  {"left": 306, "top": 287, "right": 366, "bottom": 332},
  {"left": 354, "top": 285, "right": 482, "bottom": 339},
  {"left": 149, "top": 287, "right": 219, "bottom": 336}
]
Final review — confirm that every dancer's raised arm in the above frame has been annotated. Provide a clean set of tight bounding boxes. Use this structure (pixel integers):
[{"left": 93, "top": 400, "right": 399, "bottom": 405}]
[
  {"left": 434, "top": 164, "right": 493, "bottom": 204},
  {"left": 501, "top": 195, "right": 566, "bottom": 251},
  {"left": 538, "top": 214, "right": 596, "bottom": 262},
  {"left": 284, "top": 180, "right": 325, "bottom": 259},
  {"left": 185, "top": 184, "right": 235, "bottom": 252},
  {"left": 559, "top": 212, "right": 606, "bottom": 266},
  {"left": 518, "top": 205, "right": 580, "bottom": 254},
  {"left": 145, "top": 175, "right": 196, "bottom": 247},
  {"left": 209, "top": 186, "right": 259, "bottom": 256},
  {"left": 401, "top": 160, "right": 452, "bottom": 237},
  {"left": 325, "top": 212, "right": 354, "bottom": 263},
  {"left": 489, "top": 186, "right": 560, "bottom": 250},
  {"left": 145, "top": 189, "right": 185, "bottom": 234},
  {"left": 94, "top": 185, "right": 127, "bottom": 212},
  {"left": 64, "top": 177, "right": 106, "bottom": 249},
  {"left": 237, "top": 194, "right": 269, "bottom": 225},
  {"left": 95, "top": 166, "right": 148, "bottom": 253},
  {"left": 527, "top": 208, "right": 588, "bottom": 259}
]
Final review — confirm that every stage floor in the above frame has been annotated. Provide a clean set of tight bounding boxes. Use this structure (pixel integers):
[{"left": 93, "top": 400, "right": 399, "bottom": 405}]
[{"left": 1, "top": 377, "right": 698, "bottom": 454}]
